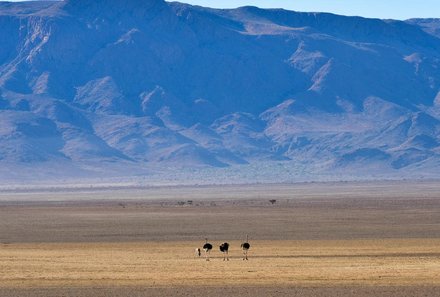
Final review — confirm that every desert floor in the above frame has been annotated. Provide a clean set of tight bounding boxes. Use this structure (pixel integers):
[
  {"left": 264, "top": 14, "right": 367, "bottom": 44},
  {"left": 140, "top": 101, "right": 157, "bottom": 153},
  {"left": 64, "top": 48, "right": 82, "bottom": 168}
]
[{"left": 1, "top": 180, "right": 440, "bottom": 296}]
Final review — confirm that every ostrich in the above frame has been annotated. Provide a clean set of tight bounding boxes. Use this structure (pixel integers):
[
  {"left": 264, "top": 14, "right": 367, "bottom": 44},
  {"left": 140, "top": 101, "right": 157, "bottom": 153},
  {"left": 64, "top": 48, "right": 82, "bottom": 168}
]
[
  {"left": 195, "top": 248, "right": 201, "bottom": 257},
  {"left": 219, "top": 242, "right": 230, "bottom": 261},
  {"left": 241, "top": 235, "right": 250, "bottom": 260},
  {"left": 203, "top": 238, "right": 213, "bottom": 261}
]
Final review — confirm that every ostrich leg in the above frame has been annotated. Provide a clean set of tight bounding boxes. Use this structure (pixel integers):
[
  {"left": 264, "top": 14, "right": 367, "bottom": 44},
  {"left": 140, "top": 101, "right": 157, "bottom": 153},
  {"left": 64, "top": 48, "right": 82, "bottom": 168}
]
[{"left": 243, "top": 249, "right": 248, "bottom": 261}]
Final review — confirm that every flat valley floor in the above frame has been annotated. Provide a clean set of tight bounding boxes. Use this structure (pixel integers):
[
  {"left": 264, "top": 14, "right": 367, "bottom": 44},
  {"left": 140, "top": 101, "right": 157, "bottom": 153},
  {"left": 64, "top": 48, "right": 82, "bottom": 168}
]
[{"left": 1, "top": 180, "right": 440, "bottom": 296}]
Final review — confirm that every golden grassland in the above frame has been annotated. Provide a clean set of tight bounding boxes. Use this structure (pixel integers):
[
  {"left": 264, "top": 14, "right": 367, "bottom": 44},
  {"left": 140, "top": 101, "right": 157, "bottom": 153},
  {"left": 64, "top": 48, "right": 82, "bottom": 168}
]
[
  {"left": 1, "top": 239, "right": 440, "bottom": 288},
  {"left": 1, "top": 180, "right": 440, "bottom": 295}
]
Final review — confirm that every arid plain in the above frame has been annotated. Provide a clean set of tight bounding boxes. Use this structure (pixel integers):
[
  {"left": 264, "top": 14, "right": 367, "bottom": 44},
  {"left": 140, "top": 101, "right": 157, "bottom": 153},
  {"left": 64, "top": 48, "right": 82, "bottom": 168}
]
[{"left": 1, "top": 180, "right": 440, "bottom": 296}]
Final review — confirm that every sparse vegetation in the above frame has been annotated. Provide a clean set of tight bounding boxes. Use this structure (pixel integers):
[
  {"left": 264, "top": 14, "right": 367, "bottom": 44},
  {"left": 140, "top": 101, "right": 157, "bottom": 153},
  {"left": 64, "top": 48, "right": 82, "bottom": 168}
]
[{"left": 1, "top": 182, "right": 440, "bottom": 296}]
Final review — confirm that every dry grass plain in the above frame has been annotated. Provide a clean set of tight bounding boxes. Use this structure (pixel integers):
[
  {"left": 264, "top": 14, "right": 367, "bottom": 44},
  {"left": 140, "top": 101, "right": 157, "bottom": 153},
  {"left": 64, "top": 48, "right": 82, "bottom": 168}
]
[{"left": 1, "top": 180, "right": 440, "bottom": 296}]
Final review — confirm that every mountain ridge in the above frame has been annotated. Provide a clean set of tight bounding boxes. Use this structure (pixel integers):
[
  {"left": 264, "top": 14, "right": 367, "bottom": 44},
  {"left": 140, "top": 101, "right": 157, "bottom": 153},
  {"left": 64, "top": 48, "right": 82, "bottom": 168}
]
[{"left": 0, "top": 0, "right": 439, "bottom": 183}]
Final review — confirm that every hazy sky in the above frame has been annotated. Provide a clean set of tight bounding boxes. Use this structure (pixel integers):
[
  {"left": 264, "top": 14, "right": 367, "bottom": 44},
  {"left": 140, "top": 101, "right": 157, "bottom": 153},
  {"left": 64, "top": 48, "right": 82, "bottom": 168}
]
[{"left": 3, "top": 0, "right": 440, "bottom": 20}]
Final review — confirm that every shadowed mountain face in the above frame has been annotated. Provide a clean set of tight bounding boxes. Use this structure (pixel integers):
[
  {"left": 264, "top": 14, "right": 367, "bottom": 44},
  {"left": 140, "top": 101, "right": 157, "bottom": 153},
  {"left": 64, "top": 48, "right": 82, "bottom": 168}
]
[{"left": 0, "top": 0, "right": 439, "bottom": 182}]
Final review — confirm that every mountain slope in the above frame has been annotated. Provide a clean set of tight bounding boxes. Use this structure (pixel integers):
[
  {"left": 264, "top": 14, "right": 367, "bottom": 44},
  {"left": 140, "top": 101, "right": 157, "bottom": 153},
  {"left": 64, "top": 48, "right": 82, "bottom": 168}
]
[
  {"left": 0, "top": 0, "right": 439, "bottom": 183},
  {"left": 408, "top": 18, "right": 440, "bottom": 38}
]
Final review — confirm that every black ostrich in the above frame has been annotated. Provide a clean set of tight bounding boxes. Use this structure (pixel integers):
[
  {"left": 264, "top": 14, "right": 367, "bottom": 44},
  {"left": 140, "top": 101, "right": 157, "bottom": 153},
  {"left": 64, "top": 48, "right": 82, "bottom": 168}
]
[
  {"left": 203, "top": 238, "right": 213, "bottom": 261},
  {"left": 219, "top": 242, "right": 230, "bottom": 261},
  {"left": 241, "top": 235, "right": 250, "bottom": 260}
]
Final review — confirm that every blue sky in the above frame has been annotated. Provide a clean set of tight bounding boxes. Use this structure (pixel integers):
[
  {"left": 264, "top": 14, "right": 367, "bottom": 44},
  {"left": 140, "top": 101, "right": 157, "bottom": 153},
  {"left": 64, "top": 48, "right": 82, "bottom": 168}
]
[
  {"left": 3, "top": 0, "right": 440, "bottom": 20},
  {"left": 176, "top": 0, "right": 440, "bottom": 20}
]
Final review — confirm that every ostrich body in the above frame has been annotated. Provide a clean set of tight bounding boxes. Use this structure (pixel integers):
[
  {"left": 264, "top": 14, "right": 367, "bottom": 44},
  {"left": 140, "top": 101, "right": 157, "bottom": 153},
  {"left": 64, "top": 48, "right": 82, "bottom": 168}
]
[
  {"left": 219, "top": 242, "right": 230, "bottom": 261},
  {"left": 203, "top": 238, "right": 213, "bottom": 261},
  {"left": 241, "top": 235, "right": 251, "bottom": 260}
]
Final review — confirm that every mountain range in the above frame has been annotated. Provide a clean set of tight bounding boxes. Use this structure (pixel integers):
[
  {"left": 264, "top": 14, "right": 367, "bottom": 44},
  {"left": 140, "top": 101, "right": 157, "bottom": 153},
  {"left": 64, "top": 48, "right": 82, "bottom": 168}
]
[{"left": 0, "top": 0, "right": 440, "bottom": 184}]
